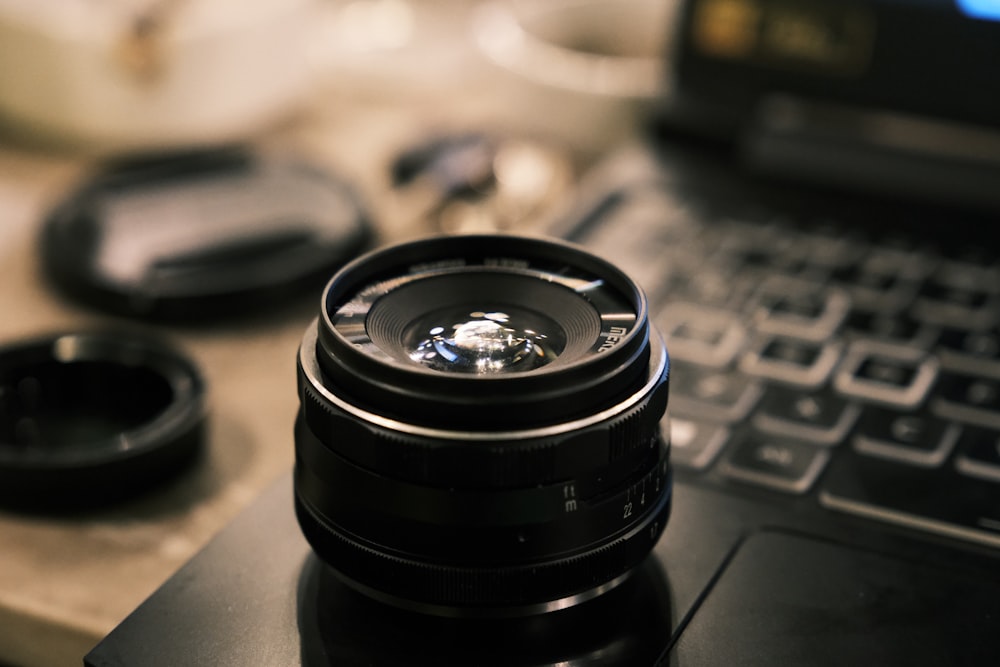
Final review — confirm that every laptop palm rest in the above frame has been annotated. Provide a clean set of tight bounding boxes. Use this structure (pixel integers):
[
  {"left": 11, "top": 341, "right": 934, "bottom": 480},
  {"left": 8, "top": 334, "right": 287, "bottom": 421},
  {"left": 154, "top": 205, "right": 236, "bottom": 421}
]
[{"left": 673, "top": 530, "right": 1000, "bottom": 666}]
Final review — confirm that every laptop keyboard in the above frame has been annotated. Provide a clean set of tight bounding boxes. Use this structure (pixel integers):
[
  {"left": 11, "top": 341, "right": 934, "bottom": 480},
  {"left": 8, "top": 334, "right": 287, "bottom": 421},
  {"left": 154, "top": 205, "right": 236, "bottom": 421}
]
[{"left": 561, "top": 149, "right": 1000, "bottom": 551}]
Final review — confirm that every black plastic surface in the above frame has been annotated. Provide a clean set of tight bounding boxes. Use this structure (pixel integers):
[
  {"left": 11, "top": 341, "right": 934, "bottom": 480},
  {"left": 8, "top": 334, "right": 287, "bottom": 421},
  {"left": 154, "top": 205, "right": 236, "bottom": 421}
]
[
  {"left": 84, "top": 474, "right": 749, "bottom": 666},
  {"left": 41, "top": 147, "right": 371, "bottom": 321},
  {"left": 673, "top": 531, "right": 1000, "bottom": 666},
  {"left": 84, "top": 471, "right": 1000, "bottom": 666}
]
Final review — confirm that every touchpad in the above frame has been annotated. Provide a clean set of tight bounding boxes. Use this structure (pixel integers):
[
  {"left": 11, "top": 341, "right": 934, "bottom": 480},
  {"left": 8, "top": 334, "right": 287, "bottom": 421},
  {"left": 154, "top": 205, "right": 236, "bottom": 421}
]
[{"left": 673, "top": 531, "right": 1000, "bottom": 665}]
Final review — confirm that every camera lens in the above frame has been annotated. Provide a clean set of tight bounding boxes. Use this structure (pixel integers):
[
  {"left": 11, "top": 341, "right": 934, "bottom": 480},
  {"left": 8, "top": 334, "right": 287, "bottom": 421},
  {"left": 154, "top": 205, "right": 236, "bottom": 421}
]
[
  {"left": 295, "top": 235, "right": 671, "bottom": 616},
  {"left": 403, "top": 306, "right": 563, "bottom": 373}
]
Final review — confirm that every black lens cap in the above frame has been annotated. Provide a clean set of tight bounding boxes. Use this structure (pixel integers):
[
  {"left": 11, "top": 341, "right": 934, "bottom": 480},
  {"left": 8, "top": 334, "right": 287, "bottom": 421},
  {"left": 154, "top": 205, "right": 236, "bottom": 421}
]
[
  {"left": 41, "top": 146, "right": 372, "bottom": 321},
  {"left": 0, "top": 331, "right": 206, "bottom": 511}
]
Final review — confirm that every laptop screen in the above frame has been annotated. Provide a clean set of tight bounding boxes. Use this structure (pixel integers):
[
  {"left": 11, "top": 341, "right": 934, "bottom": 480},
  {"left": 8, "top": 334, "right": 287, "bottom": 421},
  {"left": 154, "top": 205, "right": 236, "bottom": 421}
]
[
  {"left": 957, "top": 0, "right": 1000, "bottom": 21},
  {"left": 662, "top": 0, "right": 1000, "bottom": 209}
]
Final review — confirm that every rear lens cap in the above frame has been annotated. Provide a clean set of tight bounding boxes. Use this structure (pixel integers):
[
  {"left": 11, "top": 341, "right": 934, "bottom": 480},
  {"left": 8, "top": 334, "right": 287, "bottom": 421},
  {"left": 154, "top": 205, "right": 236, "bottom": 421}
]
[{"left": 0, "top": 331, "right": 206, "bottom": 510}]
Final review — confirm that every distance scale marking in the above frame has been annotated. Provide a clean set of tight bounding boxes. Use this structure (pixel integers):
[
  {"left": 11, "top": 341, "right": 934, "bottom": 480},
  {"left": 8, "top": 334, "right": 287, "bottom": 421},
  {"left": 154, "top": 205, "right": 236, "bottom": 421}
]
[{"left": 559, "top": 447, "right": 671, "bottom": 541}]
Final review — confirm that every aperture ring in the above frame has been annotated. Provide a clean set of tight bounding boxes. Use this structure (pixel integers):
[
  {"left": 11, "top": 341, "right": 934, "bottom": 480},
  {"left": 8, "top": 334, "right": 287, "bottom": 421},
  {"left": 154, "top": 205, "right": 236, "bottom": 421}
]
[
  {"left": 296, "top": 417, "right": 669, "bottom": 561},
  {"left": 295, "top": 468, "right": 672, "bottom": 611}
]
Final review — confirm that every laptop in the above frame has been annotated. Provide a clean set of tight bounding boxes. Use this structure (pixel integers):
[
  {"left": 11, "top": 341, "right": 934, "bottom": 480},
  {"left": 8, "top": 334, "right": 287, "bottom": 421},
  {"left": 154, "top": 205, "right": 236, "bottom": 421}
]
[{"left": 85, "top": 1, "right": 1000, "bottom": 664}]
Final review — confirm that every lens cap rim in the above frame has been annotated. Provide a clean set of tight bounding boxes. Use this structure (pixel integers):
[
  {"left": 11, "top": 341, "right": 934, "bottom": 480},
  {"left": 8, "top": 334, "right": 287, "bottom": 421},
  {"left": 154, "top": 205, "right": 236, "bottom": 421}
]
[
  {"left": 0, "top": 330, "right": 207, "bottom": 510},
  {"left": 39, "top": 146, "right": 372, "bottom": 321}
]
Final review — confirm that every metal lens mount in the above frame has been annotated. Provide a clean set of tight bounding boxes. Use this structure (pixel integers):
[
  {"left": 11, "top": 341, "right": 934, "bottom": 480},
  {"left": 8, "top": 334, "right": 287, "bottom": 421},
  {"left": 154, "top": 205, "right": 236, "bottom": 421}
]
[{"left": 294, "top": 235, "right": 671, "bottom": 615}]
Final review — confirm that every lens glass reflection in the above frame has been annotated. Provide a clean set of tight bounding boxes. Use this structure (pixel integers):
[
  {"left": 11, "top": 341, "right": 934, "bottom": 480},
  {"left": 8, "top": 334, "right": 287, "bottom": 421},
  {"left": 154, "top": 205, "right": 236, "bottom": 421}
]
[{"left": 404, "top": 307, "right": 565, "bottom": 374}]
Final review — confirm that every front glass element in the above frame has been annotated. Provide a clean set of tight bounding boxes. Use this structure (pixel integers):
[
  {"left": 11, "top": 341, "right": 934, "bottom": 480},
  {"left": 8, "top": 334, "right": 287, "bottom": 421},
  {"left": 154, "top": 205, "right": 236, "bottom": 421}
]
[{"left": 404, "top": 306, "right": 566, "bottom": 374}]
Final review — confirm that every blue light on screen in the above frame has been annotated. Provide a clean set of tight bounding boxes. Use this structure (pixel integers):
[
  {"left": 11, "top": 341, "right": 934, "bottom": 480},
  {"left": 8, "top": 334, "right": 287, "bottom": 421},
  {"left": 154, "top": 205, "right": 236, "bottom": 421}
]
[{"left": 957, "top": 0, "right": 1000, "bottom": 20}]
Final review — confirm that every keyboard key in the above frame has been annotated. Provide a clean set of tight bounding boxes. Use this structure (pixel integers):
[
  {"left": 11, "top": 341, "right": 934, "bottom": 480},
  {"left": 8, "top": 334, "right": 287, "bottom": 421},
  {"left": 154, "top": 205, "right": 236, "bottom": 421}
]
[
  {"left": 941, "top": 246, "right": 1000, "bottom": 270},
  {"left": 932, "top": 372, "right": 1000, "bottom": 429},
  {"left": 669, "top": 361, "right": 763, "bottom": 422},
  {"left": 715, "top": 219, "right": 800, "bottom": 269},
  {"left": 668, "top": 417, "right": 729, "bottom": 470},
  {"left": 954, "top": 426, "right": 1000, "bottom": 483},
  {"left": 820, "top": 450, "right": 1000, "bottom": 548},
  {"left": 799, "top": 223, "right": 866, "bottom": 271},
  {"left": 722, "top": 236, "right": 828, "bottom": 282},
  {"left": 834, "top": 341, "right": 939, "bottom": 409},
  {"left": 740, "top": 336, "right": 841, "bottom": 388},
  {"left": 753, "top": 387, "right": 860, "bottom": 446},
  {"left": 657, "top": 303, "right": 746, "bottom": 368},
  {"left": 726, "top": 242, "right": 806, "bottom": 274},
  {"left": 846, "top": 310, "right": 936, "bottom": 349},
  {"left": 834, "top": 267, "right": 919, "bottom": 312},
  {"left": 669, "top": 266, "right": 752, "bottom": 311},
  {"left": 862, "top": 238, "right": 937, "bottom": 281},
  {"left": 720, "top": 432, "right": 830, "bottom": 493},
  {"left": 747, "top": 276, "right": 850, "bottom": 342},
  {"left": 937, "top": 326, "right": 1000, "bottom": 378},
  {"left": 912, "top": 278, "right": 1000, "bottom": 330},
  {"left": 934, "top": 255, "right": 1000, "bottom": 291},
  {"left": 852, "top": 407, "right": 960, "bottom": 467}
]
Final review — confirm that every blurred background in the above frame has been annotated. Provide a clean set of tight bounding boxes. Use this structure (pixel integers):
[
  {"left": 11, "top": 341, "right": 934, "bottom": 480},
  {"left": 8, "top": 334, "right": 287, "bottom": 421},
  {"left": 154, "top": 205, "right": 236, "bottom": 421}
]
[{"left": 0, "top": 1, "right": 678, "bottom": 665}]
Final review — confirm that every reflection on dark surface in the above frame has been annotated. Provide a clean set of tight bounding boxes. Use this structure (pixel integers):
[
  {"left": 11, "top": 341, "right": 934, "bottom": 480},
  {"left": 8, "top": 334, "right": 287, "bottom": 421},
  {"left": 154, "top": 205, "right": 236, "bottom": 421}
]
[{"left": 297, "top": 554, "right": 674, "bottom": 666}]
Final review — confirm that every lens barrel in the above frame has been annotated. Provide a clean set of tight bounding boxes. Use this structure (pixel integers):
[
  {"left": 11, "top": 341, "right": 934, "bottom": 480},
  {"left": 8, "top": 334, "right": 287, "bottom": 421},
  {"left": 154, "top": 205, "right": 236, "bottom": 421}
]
[{"left": 295, "top": 235, "right": 671, "bottom": 615}]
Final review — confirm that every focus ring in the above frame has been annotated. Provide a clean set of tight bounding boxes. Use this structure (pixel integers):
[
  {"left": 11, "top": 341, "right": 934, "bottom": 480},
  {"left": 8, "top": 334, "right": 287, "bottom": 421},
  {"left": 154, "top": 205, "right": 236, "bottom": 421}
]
[
  {"left": 300, "top": 380, "right": 664, "bottom": 490},
  {"left": 298, "top": 332, "right": 669, "bottom": 490}
]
